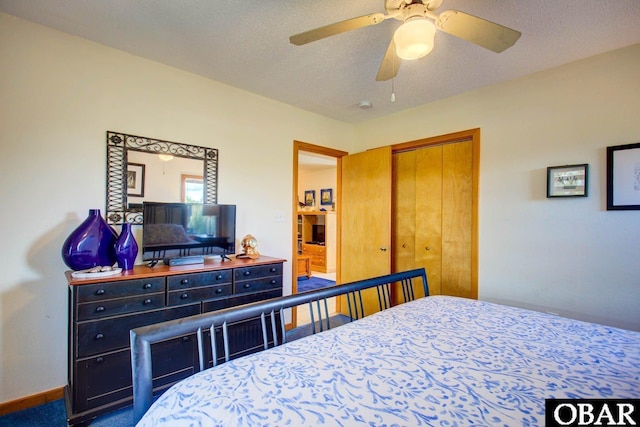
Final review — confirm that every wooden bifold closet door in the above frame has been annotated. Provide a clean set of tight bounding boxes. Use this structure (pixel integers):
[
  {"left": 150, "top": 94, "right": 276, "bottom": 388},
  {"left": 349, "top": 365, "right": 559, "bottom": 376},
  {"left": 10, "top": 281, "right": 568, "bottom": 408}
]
[{"left": 392, "top": 140, "right": 474, "bottom": 299}]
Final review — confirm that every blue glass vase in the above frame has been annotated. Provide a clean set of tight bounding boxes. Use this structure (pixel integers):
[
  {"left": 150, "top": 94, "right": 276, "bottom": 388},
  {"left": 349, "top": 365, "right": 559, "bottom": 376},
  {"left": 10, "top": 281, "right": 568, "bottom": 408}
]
[
  {"left": 61, "top": 209, "right": 118, "bottom": 270},
  {"left": 114, "top": 223, "right": 138, "bottom": 270}
]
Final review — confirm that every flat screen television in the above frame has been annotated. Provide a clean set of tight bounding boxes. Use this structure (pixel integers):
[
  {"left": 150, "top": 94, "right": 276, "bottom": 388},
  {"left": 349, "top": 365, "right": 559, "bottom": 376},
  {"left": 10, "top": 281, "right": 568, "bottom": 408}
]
[
  {"left": 142, "top": 202, "right": 236, "bottom": 261},
  {"left": 311, "top": 224, "right": 325, "bottom": 244}
]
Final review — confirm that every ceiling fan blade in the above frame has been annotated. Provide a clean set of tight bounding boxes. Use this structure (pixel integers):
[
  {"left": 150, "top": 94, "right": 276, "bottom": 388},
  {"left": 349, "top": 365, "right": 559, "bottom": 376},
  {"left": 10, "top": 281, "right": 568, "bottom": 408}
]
[
  {"left": 290, "top": 13, "right": 386, "bottom": 46},
  {"left": 435, "top": 10, "right": 521, "bottom": 53},
  {"left": 376, "top": 39, "right": 401, "bottom": 81}
]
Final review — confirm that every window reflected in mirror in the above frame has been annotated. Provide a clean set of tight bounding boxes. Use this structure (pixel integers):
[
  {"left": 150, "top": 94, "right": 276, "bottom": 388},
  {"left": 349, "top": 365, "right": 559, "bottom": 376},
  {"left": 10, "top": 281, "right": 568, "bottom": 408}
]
[{"left": 182, "top": 174, "right": 204, "bottom": 203}]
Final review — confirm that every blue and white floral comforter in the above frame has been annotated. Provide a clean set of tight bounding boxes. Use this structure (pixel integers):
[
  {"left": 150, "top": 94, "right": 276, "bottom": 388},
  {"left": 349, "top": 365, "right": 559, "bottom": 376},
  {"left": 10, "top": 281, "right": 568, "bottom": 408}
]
[{"left": 137, "top": 296, "right": 640, "bottom": 426}]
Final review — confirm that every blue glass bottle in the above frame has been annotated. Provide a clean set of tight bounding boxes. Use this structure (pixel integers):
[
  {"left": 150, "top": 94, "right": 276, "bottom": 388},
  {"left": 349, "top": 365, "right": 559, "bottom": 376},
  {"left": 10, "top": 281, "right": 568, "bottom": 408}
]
[
  {"left": 61, "top": 209, "right": 118, "bottom": 270},
  {"left": 114, "top": 223, "right": 138, "bottom": 270}
]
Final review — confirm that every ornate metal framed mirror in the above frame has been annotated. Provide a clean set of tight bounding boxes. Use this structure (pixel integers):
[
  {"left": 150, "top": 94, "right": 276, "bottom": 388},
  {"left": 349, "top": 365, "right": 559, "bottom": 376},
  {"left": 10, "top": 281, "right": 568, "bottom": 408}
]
[{"left": 106, "top": 131, "right": 218, "bottom": 224}]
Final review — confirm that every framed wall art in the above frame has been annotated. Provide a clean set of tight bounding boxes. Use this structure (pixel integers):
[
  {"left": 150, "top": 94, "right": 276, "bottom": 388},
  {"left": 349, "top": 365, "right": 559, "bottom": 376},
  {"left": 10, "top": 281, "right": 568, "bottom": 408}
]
[
  {"left": 304, "top": 190, "right": 315, "bottom": 207},
  {"left": 127, "top": 163, "right": 145, "bottom": 197},
  {"left": 607, "top": 142, "right": 640, "bottom": 210},
  {"left": 320, "top": 188, "right": 333, "bottom": 205},
  {"left": 547, "top": 164, "right": 588, "bottom": 198}
]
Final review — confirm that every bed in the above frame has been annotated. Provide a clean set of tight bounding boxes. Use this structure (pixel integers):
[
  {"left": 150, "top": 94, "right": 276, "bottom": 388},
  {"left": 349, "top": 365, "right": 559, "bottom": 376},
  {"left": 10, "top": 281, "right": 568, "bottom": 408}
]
[{"left": 131, "top": 269, "right": 640, "bottom": 426}]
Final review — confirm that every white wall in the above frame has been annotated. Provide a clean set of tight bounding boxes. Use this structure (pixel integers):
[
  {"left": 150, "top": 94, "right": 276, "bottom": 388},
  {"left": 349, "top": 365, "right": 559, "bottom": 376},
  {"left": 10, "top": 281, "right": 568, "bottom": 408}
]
[
  {"left": 354, "top": 43, "right": 640, "bottom": 331},
  {"left": 0, "top": 13, "right": 355, "bottom": 403},
  {"left": 298, "top": 167, "right": 337, "bottom": 210}
]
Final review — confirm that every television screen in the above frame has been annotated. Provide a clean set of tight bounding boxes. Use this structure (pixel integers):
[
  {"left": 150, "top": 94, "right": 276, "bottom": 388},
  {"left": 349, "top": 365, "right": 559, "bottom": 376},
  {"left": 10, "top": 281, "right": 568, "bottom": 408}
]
[
  {"left": 312, "top": 224, "right": 325, "bottom": 243},
  {"left": 142, "top": 202, "right": 236, "bottom": 261}
]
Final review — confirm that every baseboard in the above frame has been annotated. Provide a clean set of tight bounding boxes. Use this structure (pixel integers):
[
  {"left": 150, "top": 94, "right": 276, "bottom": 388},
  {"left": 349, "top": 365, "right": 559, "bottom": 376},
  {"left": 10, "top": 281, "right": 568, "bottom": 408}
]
[{"left": 0, "top": 387, "right": 64, "bottom": 416}]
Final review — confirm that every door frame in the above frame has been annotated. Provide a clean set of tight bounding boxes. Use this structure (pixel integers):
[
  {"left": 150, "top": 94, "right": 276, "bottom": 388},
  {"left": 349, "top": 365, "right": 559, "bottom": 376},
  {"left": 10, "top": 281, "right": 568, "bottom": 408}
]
[
  {"left": 292, "top": 141, "right": 348, "bottom": 328},
  {"left": 391, "top": 128, "right": 480, "bottom": 299}
]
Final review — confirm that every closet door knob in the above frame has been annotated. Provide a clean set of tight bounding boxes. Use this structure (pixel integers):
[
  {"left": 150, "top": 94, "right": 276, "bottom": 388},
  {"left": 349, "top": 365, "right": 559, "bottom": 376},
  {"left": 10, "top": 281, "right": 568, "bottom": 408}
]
[
  {"left": 425, "top": 246, "right": 431, "bottom": 251},
  {"left": 380, "top": 247, "right": 387, "bottom": 252}
]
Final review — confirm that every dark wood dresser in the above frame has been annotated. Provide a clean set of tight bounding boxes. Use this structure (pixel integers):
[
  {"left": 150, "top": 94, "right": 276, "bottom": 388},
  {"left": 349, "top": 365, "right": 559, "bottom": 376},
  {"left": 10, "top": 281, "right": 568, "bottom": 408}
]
[{"left": 64, "top": 255, "right": 285, "bottom": 426}]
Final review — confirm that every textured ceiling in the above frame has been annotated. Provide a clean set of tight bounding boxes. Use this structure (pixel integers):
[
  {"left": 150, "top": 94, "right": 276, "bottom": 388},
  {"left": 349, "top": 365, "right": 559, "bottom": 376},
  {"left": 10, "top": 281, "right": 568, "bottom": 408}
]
[{"left": 2, "top": 0, "right": 640, "bottom": 123}]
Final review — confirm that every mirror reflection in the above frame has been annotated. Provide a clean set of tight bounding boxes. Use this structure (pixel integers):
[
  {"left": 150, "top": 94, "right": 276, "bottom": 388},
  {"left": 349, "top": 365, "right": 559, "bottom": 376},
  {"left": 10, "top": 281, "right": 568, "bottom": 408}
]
[
  {"left": 106, "top": 131, "right": 218, "bottom": 224},
  {"left": 127, "top": 151, "right": 204, "bottom": 205}
]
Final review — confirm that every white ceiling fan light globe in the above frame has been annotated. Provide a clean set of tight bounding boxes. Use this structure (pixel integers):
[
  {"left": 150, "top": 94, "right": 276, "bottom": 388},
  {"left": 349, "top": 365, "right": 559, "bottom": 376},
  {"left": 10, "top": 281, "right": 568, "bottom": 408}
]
[{"left": 393, "top": 19, "right": 436, "bottom": 60}]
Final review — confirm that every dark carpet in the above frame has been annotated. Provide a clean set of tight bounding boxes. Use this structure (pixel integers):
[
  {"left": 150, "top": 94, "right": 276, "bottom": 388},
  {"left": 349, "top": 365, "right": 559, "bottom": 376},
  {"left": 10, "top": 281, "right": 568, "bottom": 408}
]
[{"left": 297, "top": 276, "right": 335, "bottom": 292}]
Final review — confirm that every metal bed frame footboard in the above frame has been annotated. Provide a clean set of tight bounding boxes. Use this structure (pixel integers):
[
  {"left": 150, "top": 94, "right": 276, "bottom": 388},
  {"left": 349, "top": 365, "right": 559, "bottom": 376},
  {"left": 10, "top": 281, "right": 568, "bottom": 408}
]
[{"left": 131, "top": 268, "right": 428, "bottom": 422}]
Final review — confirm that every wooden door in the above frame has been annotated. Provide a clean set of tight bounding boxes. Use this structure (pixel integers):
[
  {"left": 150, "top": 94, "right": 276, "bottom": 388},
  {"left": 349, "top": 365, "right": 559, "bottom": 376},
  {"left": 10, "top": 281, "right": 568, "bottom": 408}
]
[
  {"left": 340, "top": 146, "right": 392, "bottom": 315},
  {"left": 441, "top": 141, "right": 473, "bottom": 297},
  {"left": 392, "top": 139, "right": 474, "bottom": 299},
  {"left": 415, "top": 145, "right": 443, "bottom": 296}
]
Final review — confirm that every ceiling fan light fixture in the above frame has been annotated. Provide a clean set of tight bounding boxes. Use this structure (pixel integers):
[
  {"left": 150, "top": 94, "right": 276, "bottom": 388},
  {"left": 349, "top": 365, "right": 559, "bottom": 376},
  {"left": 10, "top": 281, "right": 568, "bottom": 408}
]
[
  {"left": 158, "top": 154, "right": 174, "bottom": 162},
  {"left": 393, "top": 18, "right": 436, "bottom": 60}
]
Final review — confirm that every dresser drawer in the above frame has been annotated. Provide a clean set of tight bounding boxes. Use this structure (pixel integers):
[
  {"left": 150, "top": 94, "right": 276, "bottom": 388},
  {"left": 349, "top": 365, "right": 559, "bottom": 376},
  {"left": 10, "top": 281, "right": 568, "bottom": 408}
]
[
  {"left": 76, "top": 304, "right": 199, "bottom": 358},
  {"left": 74, "top": 335, "right": 197, "bottom": 412},
  {"left": 167, "top": 284, "right": 232, "bottom": 307},
  {"left": 233, "top": 263, "right": 283, "bottom": 281},
  {"left": 234, "top": 276, "right": 282, "bottom": 295},
  {"left": 167, "top": 271, "right": 232, "bottom": 291},
  {"left": 77, "top": 293, "right": 165, "bottom": 321},
  {"left": 302, "top": 244, "right": 325, "bottom": 256},
  {"left": 76, "top": 277, "right": 165, "bottom": 303}
]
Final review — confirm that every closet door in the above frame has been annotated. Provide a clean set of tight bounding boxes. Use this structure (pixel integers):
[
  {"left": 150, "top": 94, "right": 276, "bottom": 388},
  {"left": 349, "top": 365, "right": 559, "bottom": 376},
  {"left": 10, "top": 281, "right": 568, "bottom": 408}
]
[
  {"left": 341, "top": 146, "right": 392, "bottom": 315},
  {"left": 441, "top": 141, "right": 473, "bottom": 297},
  {"left": 392, "top": 150, "right": 416, "bottom": 274},
  {"left": 415, "top": 145, "right": 443, "bottom": 295},
  {"left": 393, "top": 140, "right": 473, "bottom": 299}
]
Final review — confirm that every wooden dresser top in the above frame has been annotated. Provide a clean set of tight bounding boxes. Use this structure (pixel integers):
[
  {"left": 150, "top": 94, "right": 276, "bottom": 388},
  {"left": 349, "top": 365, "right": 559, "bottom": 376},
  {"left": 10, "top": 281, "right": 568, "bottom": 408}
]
[{"left": 66, "top": 255, "right": 287, "bottom": 286}]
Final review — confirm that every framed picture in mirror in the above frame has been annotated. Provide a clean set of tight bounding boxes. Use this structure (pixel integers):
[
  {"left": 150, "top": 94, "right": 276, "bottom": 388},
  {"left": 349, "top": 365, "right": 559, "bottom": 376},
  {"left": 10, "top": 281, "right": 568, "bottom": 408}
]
[{"left": 127, "top": 163, "right": 145, "bottom": 197}]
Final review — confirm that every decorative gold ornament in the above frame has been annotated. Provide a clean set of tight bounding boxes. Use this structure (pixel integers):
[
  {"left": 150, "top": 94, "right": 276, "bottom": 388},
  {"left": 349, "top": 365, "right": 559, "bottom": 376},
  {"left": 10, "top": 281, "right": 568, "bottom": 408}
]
[{"left": 239, "top": 234, "right": 259, "bottom": 259}]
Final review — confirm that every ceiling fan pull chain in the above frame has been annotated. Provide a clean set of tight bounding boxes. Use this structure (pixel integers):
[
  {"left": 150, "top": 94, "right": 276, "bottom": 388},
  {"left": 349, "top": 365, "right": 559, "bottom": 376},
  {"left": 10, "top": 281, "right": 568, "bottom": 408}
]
[
  {"left": 391, "top": 79, "right": 396, "bottom": 103},
  {"left": 391, "top": 43, "right": 397, "bottom": 103}
]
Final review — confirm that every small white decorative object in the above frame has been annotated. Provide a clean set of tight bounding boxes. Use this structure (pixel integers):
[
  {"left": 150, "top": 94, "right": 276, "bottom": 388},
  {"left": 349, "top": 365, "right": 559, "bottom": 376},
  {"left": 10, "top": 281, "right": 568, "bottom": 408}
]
[{"left": 72, "top": 266, "right": 123, "bottom": 279}]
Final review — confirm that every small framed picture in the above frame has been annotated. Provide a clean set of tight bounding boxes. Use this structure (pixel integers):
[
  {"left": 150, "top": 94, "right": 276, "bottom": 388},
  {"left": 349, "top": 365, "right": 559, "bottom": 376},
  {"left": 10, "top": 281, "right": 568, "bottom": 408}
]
[
  {"left": 304, "top": 190, "right": 315, "bottom": 206},
  {"left": 320, "top": 188, "right": 333, "bottom": 205},
  {"left": 127, "top": 163, "right": 145, "bottom": 197},
  {"left": 547, "top": 164, "right": 588, "bottom": 198},
  {"left": 607, "top": 142, "right": 640, "bottom": 210}
]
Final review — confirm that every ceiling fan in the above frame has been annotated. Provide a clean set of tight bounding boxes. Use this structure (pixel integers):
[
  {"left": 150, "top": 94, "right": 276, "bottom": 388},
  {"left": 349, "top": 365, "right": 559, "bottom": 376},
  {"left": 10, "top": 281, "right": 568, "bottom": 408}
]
[{"left": 289, "top": 0, "right": 521, "bottom": 81}]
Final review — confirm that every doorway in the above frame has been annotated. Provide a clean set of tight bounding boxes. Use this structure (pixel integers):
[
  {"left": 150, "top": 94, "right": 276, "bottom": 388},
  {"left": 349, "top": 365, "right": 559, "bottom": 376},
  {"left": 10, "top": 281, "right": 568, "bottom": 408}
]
[{"left": 292, "top": 141, "right": 347, "bottom": 328}]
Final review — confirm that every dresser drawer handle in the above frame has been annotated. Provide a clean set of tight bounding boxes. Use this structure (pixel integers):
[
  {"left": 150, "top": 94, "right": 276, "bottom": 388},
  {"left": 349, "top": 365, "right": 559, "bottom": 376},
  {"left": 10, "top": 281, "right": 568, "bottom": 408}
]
[
  {"left": 95, "top": 306, "right": 105, "bottom": 313},
  {"left": 215, "top": 288, "right": 223, "bottom": 294},
  {"left": 95, "top": 333, "right": 104, "bottom": 340},
  {"left": 215, "top": 274, "right": 223, "bottom": 280},
  {"left": 96, "top": 357, "right": 104, "bottom": 364},
  {"left": 181, "top": 279, "right": 189, "bottom": 285},
  {"left": 270, "top": 279, "right": 277, "bottom": 285},
  {"left": 143, "top": 299, "right": 152, "bottom": 305},
  {"left": 180, "top": 293, "right": 189, "bottom": 300},
  {"left": 95, "top": 289, "right": 105, "bottom": 296},
  {"left": 143, "top": 283, "right": 153, "bottom": 290},
  {"left": 243, "top": 271, "right": 251, "bottom": 276},
  {"left": 269, "top": 267, "right": 277, "bottom": 273},
  {"left": 182, "top": 336, "right": 190, "bottom": 342}
]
